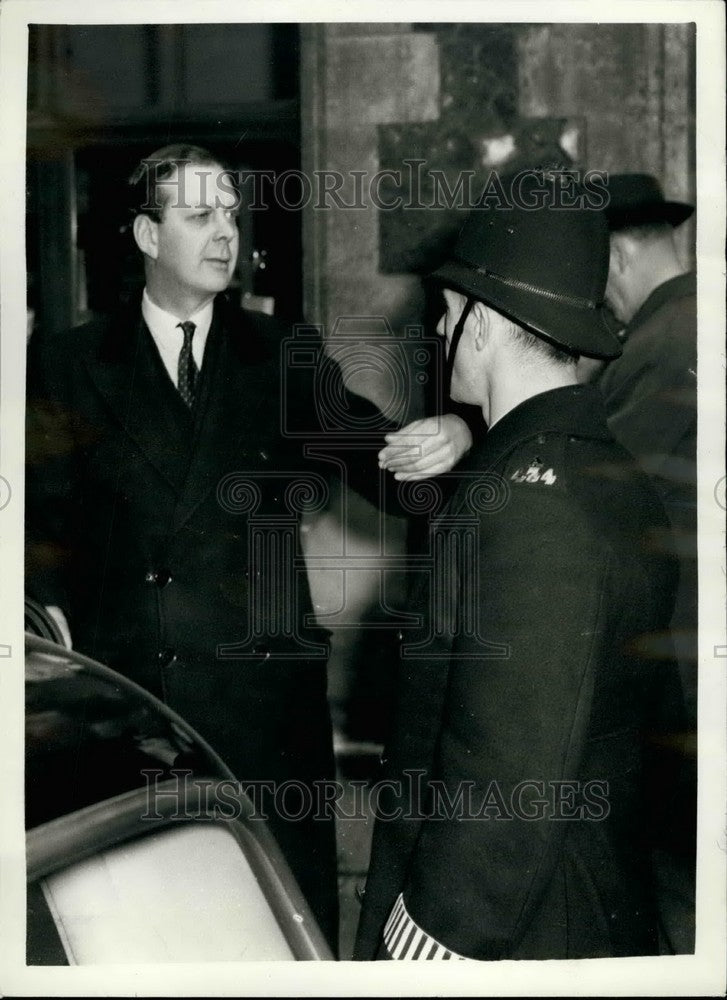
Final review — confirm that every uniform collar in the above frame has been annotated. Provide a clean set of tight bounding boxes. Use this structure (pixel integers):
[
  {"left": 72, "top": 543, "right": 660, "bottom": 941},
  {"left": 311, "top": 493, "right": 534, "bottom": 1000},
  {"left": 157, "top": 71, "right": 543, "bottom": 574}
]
[
  {"left": 627, "top": 271, "right": 696, "bottom": 334},
  {"left": 472, "top": 383, "right": 611, "bottom": 468}
]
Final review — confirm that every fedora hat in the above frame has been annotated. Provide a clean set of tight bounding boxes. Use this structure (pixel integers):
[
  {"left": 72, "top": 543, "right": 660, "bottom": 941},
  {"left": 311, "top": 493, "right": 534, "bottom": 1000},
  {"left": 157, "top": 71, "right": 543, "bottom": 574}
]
[
  {"left": 604, "top": 173, "right": 694, "bottom": 230},
  {"left": 431, "top": 172, "right": 622, "bottom": 360}
]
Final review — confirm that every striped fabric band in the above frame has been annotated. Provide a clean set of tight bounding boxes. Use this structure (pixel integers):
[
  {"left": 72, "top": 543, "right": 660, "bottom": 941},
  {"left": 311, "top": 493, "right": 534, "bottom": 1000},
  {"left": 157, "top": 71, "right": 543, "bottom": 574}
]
[{"left": 382, "top": 893, "right": 470, "bottom": 961}]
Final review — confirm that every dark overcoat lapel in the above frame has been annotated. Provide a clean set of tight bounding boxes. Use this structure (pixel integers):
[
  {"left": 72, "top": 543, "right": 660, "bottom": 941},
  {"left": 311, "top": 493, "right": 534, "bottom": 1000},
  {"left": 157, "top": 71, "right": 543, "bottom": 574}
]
[
  {"left": 83, "top": 297, "right": 275, "bottom": 528},
  {"left": 171, "top": 301, "right": 272, "bottom": 533},
  {"left": 85, "top": 306, "right": 192, "bottom": 492}
]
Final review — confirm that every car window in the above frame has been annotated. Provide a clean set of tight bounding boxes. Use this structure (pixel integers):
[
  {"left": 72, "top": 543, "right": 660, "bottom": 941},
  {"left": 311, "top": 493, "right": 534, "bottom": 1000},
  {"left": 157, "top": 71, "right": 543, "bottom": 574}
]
[
  {"left": 25, "top": 637, "right": 335, "bottom": 963},
  {"left": 26, "top": 638, "right": 231, "bottom": 828}
]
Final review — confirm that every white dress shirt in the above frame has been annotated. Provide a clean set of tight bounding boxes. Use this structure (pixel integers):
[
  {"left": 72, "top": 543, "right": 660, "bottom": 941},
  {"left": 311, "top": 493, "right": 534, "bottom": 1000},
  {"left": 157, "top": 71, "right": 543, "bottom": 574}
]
[{"left": 141, "top": 289, "right": 213, "bottom": 389}]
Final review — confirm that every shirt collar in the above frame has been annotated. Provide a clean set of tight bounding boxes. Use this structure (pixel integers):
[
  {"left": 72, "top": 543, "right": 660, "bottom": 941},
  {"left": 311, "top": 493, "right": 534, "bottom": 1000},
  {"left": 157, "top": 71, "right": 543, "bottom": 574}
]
[{"left": 141, "top": 289, "right": 215, "bottom": 341}]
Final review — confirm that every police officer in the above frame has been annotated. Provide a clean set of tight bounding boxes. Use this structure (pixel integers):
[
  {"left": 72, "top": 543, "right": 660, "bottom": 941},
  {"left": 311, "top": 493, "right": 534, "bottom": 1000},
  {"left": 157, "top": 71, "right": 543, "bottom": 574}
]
[{"left": 357, "top": 172, "right": 686, "bottom": 960}]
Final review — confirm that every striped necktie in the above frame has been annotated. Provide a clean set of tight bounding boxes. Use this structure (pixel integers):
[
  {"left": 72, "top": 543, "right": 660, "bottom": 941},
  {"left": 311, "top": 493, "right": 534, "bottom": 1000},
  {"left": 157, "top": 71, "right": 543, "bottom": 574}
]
[{"left": 177, "top": 320, "right": 199, "bottom": 407}]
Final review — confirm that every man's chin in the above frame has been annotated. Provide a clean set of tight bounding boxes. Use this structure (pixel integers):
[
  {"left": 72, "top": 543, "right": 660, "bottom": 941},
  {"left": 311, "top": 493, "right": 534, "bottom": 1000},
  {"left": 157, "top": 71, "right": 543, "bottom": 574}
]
[{"left": 202, "top": 275, "right": 233, "bottom": 294}]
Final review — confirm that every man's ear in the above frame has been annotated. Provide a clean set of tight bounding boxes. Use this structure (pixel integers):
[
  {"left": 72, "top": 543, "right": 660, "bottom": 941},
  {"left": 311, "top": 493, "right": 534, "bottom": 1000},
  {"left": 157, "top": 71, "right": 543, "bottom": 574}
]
[
  {"left": 470, "top": 300, "right": 490, "bottom": 350},
  {"left": 609, "top": 233, "right": 631, "bottom": 275},
  {"left": 132, "top": 213, "right": 159, "bottom": 260}
]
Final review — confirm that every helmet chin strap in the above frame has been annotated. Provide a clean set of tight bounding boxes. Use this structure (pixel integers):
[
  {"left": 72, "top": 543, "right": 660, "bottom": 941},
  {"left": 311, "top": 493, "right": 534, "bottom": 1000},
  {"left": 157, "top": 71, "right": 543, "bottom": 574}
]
[{"left": 444, "top": 296, "right": 475, "bottom": 400}]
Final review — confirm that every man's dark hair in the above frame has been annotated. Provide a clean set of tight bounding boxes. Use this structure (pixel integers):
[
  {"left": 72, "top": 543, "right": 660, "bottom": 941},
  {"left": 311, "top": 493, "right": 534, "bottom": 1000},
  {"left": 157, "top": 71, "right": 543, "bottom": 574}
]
[
  {"left": 509, "top": 325, "right": 579, "bottom": 365},
  {"left": 126, "top": 144, "right": 228, "bottom": 224}
]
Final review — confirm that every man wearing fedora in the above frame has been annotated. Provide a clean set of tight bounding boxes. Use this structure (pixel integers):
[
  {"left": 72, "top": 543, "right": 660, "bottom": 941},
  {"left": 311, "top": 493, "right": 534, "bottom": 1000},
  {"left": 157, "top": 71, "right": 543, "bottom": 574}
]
[
  {"left": 599, "top": 173, "right": 697, "bottom": 723},
  {"left": 597, "top": 173, "right": 697, "bottom": 953},
  {"left": 355, "top": 172, "right": 684, "bottom": 961}
]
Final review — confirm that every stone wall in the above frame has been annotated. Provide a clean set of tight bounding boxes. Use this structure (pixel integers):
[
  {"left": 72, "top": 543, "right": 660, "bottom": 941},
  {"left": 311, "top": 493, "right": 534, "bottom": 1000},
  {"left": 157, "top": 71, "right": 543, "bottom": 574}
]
[
  {"left": 302, "top": 21, "right": 696, "bottom": 336},
  {"left": 517, "top": 23, "right": 695, "bottom": 266}
]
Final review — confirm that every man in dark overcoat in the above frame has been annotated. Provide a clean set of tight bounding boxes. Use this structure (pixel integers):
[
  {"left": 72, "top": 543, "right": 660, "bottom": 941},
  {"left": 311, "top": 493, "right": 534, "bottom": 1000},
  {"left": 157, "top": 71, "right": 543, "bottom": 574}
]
[
  {"left": 25, "top": 144, "right": 472, "bottom": 950},
  {"left": 599, "top": 174, "right": 697, "bottom": 725},
  {"left": 598, "top": 173, "right": 697, "bottom": 951},
  {"left": 356, "top": 173, "right": 685, "bottom": 961}
]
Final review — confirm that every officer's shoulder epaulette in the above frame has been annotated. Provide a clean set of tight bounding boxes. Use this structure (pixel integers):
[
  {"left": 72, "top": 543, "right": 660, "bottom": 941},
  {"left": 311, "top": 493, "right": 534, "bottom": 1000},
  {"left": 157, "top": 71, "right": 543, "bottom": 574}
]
[{"left": 500, "top": 432, "right": 567, "bottom": 491}]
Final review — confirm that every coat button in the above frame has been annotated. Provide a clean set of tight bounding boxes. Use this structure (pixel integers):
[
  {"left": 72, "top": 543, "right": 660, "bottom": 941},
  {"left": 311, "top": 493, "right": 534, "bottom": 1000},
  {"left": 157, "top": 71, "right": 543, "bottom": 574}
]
[
  {"left": 145, "top": 570, "right": 172, "bottom": 587},
  {"left": 355, "top": 883, "right": 366, "bottom": 904},
  {"left": 158, "top": 648, "right": 176, "bottom": 668}
]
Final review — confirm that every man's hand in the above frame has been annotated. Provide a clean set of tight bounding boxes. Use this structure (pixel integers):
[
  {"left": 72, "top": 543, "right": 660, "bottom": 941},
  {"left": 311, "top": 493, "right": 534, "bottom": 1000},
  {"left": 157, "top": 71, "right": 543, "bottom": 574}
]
[{"left": 378, "top": 414, "right": 473, "bottom": 480}]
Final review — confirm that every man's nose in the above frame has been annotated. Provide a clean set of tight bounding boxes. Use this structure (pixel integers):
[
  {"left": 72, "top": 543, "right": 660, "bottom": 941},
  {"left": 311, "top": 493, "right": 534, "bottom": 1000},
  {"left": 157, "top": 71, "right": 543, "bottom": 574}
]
[{"left": 213, "top": 209, "right": 237, "bottom": 240}]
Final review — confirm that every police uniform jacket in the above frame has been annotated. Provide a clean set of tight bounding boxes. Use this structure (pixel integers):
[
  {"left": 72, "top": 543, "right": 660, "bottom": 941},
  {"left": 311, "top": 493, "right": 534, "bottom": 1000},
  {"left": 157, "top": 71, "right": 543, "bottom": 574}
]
[{"left": 355, "top": 383, "right": 682, "bottom": 960}]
